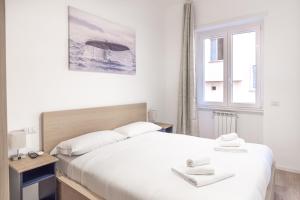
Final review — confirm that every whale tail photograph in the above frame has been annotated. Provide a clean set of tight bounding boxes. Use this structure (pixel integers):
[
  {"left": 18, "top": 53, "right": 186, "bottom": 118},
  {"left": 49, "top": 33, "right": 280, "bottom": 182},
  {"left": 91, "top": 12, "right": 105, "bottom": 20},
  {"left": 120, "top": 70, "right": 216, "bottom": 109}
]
[{"left": 68, "top": 6, "right": 136, "bottom": 75}]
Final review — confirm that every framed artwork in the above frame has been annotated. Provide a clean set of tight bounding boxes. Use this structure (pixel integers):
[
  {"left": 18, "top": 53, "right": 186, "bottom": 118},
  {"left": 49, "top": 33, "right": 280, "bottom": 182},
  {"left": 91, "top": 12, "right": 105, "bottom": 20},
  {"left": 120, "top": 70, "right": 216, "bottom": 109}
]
[{"left": 69, "top": 7, "right": 136, "bottom": 75}]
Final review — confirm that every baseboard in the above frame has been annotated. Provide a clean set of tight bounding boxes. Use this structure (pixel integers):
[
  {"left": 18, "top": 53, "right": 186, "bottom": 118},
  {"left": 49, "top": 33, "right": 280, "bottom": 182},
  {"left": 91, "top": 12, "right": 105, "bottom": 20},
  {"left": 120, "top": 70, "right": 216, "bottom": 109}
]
[{"left": 276, "top": 165, "right": 300, "bottom": 174}]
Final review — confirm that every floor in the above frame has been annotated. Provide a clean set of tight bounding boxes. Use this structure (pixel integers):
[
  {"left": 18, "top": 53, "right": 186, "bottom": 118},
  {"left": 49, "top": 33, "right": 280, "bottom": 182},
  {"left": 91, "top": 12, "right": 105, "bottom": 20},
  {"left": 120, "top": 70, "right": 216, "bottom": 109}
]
[{"left": 274, "top": 170, "right": 300, "bottom": 200}]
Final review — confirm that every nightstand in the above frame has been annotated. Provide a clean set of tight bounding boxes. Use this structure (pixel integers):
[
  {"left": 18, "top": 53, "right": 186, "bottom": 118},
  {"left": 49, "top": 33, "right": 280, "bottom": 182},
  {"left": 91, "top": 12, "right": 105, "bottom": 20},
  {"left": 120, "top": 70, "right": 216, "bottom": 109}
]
[
  {"left": 9, "top": 153, "right": 58, "bottom": 200},
  {"left": 155, "top": 122, "right": 173, "bottom": 133}
]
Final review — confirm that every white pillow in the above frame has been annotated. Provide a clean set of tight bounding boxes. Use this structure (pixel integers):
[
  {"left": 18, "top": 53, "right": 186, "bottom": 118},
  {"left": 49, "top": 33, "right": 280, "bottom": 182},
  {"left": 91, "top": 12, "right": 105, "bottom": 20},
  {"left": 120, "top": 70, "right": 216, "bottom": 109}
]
[
  {"left": 114, "top": 121, "right": 161, "bottom": 138},
  {"left": 50, "top": 130, "right": 125, "bottom": 156}
]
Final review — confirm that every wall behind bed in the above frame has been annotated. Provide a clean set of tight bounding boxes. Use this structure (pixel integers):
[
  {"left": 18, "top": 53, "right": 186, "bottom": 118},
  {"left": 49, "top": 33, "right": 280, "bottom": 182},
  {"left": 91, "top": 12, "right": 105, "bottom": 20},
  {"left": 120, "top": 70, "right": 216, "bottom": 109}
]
[
  {"left": 6, "top": 0, "right": 168, "bottom": 153},
  {"left": 163, "top": 0, "right": 300, "bottom": 172}
]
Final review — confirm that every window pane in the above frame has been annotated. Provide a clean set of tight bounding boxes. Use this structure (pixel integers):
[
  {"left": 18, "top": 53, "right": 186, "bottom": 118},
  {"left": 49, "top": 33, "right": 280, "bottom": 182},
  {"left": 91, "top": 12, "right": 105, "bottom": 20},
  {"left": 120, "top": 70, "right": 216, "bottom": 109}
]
[
  {"left": 217, "top": 38, "right": 224, "bottom": 60},
  {"left": 204, "top": 37, "right": 224, "bottom": 102},
  {"left": 210, "top": 39, "right": 217, "bottom": 61},
  {"left": 232, "top": 32, "right": 256, "bottom": 104},
  {"left": 210, "top": 38, "right": 224, "bottom": 62}
]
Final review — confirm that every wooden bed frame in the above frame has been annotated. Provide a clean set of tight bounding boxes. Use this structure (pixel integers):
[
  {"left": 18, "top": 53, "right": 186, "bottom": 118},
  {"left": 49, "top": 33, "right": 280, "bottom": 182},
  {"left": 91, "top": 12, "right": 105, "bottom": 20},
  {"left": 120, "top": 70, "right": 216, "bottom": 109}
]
[
  {"left": 41, "top": 102, "right": 274, "bottom": 200},
  {"left": 42, "top": 103, "right": 147, "bottom": 200},
  {"left": 42, "top": 103, "right": 147, "bottom": 153}
]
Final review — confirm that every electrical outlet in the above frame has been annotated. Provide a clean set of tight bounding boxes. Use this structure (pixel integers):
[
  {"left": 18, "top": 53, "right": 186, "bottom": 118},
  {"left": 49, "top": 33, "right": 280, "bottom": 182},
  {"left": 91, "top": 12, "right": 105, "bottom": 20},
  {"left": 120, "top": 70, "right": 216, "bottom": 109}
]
[
  {"left": 271, "top": 101, "right": 280, "bottom": 107},
  {"left": 23, "top": 127, "right": 36, "bottom": 135}
]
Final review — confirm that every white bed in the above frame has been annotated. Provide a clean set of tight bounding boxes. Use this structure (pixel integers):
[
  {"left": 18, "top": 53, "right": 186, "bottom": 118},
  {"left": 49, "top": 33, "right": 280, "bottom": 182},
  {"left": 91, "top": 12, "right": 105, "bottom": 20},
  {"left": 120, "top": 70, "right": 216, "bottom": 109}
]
[{"left": 56, "top": 131, "right": 273, "bottom": 200}]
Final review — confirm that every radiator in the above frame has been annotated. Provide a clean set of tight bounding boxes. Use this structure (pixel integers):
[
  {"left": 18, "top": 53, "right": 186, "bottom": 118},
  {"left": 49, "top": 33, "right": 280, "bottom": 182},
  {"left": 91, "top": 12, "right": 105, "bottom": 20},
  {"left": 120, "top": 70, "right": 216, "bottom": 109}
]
[{"left": 213, "top": 111, "right": 238, "bottom": 138}]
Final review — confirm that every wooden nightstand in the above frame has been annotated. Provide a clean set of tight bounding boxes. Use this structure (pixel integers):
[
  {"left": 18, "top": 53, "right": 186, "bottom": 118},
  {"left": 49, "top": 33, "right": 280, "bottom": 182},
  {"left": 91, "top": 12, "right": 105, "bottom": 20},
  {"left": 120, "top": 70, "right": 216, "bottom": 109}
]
[
  {"left": 9, "top": 153, "right": 58, "bottom": 200},
  {"left": 155, "top": 122, "right": 173, "bottom": 133}
]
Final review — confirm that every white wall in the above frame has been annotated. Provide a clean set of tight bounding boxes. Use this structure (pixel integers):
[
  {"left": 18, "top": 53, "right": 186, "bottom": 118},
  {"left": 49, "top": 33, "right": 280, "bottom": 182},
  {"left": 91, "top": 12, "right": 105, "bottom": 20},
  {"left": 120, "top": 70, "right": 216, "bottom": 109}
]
[
  {"left": 164, "top": 0, "right": 300, "bottom": 172},
  {"left": 6, "top": 0, "right": 300, "bottom": 172},
  {"left": 6, "top": 0, "right": 168, "bottom": 152}
]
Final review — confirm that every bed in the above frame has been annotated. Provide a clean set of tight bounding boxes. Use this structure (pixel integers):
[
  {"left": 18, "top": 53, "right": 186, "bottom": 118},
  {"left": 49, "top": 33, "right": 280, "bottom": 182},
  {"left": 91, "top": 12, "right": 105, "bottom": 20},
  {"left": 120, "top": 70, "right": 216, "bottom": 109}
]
[{"left": 41, "top": 103, "right": 275, "bottom": 200}]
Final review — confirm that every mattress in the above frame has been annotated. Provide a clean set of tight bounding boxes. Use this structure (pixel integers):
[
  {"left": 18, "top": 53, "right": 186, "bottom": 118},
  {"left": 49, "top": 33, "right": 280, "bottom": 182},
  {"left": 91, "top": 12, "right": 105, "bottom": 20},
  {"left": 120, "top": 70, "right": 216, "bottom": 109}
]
[{"left": 58, "top": 131, "right": 273, "bottom": 200}]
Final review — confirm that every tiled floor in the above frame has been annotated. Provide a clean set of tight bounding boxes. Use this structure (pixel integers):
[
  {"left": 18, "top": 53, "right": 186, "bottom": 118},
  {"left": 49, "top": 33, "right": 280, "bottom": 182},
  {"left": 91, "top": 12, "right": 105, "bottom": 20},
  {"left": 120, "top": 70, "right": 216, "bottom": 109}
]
[{"left": 274, "top": 170, "right": 300, "bottom": 200}]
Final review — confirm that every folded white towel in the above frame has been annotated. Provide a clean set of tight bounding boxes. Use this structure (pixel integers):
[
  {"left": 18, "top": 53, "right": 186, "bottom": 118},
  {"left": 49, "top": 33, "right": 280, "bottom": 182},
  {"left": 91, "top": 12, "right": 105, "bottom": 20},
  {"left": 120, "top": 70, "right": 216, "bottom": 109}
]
[
  {"left": 186, "top": 157, "right": 210, "bottom": 167},
  {"left": 214, "top": 146, "right": 248, "bottom": 153},
  {"left": 218, "top": 138, "right": 245, "bottom": 147},
  {"left": 185, "top": 165, "right": 215, "bottom": 175},
  {"left": 220, "top": 133, "right": 238, "bottom": 141},
  {"left": 171, "top": 167, "right": 234, "bottom": 187}
]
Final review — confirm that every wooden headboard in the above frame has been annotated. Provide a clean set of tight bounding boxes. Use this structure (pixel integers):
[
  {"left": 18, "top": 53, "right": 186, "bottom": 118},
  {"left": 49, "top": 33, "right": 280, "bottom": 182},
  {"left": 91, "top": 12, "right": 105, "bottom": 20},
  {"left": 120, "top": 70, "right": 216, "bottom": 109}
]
[{"left": 42, "top": 103, "right": 147, "bottom": 153}]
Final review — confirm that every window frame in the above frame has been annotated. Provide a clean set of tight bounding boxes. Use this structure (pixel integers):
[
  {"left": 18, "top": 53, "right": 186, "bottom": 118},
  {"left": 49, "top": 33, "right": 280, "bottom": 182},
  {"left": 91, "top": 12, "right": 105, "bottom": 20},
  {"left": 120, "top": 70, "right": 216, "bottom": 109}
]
[{"left": 196, "top": 22, "right": 263, "bottom": 112}]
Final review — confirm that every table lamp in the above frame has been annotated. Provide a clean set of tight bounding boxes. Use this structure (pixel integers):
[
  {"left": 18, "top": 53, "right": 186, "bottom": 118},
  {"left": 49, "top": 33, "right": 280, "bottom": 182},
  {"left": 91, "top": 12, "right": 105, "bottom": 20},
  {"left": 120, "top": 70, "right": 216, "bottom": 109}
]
[
  {"left": 9, "top": 130, "right": 27, "bottom": 161},
  {"left": 148, "top": 109, "right": 158, "bottom": 123}
]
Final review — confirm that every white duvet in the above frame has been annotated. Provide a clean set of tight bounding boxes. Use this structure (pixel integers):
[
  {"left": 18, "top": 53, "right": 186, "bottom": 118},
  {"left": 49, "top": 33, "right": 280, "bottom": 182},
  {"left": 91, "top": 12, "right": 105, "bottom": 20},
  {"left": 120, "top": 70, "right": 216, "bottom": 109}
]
[{"left": 65, "top": 131, "right": 273, "bottom": 200}]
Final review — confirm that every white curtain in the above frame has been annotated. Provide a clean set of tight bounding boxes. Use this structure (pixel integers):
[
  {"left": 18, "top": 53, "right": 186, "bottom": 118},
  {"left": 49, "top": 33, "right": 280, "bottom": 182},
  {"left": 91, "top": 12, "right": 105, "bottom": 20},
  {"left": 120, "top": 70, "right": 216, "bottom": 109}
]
[{"left": 176, "top": 1, "right": 198, "bottom": 136}]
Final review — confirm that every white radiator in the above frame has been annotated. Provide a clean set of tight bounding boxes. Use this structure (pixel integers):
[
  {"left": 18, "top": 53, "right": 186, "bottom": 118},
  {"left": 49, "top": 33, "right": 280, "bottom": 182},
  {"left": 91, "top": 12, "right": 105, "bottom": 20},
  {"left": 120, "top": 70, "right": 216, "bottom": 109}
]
[{"left": 213, "top": 111, "right": 238, "bottom": 138}]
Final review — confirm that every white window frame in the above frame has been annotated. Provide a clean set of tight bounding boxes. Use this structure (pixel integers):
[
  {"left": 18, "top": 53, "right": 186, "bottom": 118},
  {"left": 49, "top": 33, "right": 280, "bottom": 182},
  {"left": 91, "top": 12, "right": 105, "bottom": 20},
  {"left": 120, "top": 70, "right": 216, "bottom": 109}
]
[{"left": 196, "top": 22, "right": 263, "bottom": 112}]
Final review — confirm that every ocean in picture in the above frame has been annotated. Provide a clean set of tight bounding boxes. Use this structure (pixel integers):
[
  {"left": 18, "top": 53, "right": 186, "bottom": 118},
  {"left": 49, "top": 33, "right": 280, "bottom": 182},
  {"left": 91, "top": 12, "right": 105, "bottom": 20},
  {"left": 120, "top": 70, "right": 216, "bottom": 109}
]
[{"left": 68, "top": 7, "right": 136, "bottom": 75}]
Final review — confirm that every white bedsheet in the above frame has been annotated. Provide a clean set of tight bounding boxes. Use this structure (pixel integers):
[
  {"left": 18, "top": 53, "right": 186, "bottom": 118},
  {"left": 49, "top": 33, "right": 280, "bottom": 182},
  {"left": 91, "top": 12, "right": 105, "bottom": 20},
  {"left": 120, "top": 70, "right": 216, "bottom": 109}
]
[
  {"left": 56, "top": 154, "right": 78, "bottom": 175},
  {"left": 64, "top": 131, "right": 273, "bottom": 200}
]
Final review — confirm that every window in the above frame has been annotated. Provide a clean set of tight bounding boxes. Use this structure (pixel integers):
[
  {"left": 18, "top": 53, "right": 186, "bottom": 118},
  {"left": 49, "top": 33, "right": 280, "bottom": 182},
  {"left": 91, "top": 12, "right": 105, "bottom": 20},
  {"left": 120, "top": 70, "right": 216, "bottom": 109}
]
[
  {"left": 196, "top": 23, "right": 262, "bottom": 110},
  {"left": 210, "top": 38, "right": 224, "bottom": 62}
]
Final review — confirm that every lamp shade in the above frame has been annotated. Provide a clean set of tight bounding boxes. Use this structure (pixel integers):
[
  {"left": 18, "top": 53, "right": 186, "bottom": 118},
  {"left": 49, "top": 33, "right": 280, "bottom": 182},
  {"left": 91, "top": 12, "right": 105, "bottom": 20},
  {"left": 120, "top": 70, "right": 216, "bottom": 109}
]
[
  {"left": 8, "top": 131, "right": 27, "bottom": 150},
  {"left": 148, "top": 110, "right": 158, "bottom": 122}
]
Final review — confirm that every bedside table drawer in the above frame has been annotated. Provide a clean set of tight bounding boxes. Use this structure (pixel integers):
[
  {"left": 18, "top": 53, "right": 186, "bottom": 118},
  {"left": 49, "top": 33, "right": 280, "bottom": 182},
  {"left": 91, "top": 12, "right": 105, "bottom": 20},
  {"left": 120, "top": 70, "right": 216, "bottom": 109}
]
[
  {"left": 23, "top": 183, "right": 38, "bottom": 200},
  {"left": 22, "top": 163, "right": 55, "bottom": 187},
  {"left": 39, "top": 176, "right": 56, "bottom": 200},
  {"left": 22, "top": 175, "right": 56, "bottom": 200}
]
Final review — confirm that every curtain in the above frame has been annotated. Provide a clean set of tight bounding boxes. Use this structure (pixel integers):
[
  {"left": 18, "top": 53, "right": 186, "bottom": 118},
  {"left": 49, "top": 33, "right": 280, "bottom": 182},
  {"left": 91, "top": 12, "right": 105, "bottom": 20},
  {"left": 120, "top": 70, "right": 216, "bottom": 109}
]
[{"left": 176, "top": 1, "right": 198, "bottom": 136}]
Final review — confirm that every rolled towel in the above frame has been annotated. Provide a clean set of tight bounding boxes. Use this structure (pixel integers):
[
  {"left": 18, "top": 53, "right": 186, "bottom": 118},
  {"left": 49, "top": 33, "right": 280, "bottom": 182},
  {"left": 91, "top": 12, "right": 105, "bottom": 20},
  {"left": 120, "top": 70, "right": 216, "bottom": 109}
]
[
  {"left": 186, "top": 157, "right": 210, "bottom": 167},
  {"left": 185, "top": 165, "right": 215, "bottom": 175},
  {"left": 171, "top": 167, "right": 234, "bottom": 187},
  {"left": 218, "top": 138, "right": 245, "bottom": 147},
  {"left": 220, "top": 133, "right": 238, "bottom": 141}
]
